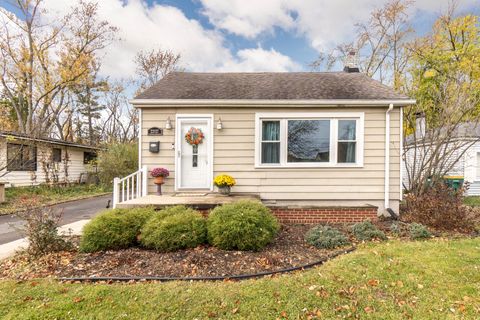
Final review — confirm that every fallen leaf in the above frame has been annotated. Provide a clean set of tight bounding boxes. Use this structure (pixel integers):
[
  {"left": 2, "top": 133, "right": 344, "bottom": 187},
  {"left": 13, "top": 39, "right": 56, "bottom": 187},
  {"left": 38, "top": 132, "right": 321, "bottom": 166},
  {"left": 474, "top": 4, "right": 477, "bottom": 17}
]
[
  {"left": 73, "top": 297, "right": 84, "bottom": 303},
  {"left": 364, "top": 306, "right": 374, "bottom": 313},
  {"left": 367, "top": 279, "right": 380, "bottom": 287}
]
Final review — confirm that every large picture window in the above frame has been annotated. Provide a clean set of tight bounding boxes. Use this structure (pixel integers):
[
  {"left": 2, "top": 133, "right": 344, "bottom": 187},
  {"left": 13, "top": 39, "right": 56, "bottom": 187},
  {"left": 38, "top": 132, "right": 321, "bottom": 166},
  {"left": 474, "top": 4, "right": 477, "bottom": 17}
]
[
  {"left": 7, "top": 143, "right": 37, "bottom": 171},
  {"left": 287, "top": 120, "right": 330, "bottom": 162},
  {"left": 256, "top": 113, "right": 364, "bottom": 167}
]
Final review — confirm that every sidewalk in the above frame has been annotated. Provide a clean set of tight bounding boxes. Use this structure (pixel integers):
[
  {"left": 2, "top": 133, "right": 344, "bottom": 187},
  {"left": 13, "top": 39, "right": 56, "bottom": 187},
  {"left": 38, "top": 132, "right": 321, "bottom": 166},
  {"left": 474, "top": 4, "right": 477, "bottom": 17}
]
[{"left": 0, "top": 219, "right": 89, "bottom": 260}]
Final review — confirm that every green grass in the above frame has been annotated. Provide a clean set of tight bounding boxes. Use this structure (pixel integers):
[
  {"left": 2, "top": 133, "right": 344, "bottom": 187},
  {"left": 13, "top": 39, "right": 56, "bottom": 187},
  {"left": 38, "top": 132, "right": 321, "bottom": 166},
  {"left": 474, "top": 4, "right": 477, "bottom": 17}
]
[
  {"left": 0, "top": 238, "right": 479, "bottom": 319},
  {"left": 464, "top": 196, "right": 480, "bottom": 207},
  {"left": 0, "top": 184, "right": 111, "bottom": 215}
]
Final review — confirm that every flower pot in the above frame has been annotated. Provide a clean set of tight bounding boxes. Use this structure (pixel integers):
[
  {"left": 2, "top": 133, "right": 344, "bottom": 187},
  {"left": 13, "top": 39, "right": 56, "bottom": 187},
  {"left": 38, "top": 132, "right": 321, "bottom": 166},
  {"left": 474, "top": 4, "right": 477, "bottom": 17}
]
[
  {"left": 153, "top": 176, "right": 165, "bottom": 185},
  {"left": 218, "top": 186, "right": 231, "bottom": 195}
]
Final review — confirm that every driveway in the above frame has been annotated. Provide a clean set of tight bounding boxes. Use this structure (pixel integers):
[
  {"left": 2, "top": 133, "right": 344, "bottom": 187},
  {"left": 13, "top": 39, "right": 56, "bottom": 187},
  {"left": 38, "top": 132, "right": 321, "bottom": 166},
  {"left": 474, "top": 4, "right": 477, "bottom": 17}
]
[{"left": 0, "top": 194, "right": 112, "bottom": 245}]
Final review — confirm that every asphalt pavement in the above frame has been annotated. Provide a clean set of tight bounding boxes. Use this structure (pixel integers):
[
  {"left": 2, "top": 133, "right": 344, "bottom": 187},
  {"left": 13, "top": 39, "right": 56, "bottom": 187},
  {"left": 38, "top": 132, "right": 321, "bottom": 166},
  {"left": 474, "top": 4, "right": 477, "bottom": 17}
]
[{"left": 0, "top": 194, "right": 112, "bottom": 245}]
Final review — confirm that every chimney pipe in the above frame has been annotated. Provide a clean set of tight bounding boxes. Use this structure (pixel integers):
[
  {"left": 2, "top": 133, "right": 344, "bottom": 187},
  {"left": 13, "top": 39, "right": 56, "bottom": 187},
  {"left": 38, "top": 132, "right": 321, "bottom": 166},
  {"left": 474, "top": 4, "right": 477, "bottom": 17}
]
[
  {"left": 415, "top": 112, "right": 426, "bottom": 138},
  {"left": 343, "top": 51, "right": 359, "bottom": 73}
]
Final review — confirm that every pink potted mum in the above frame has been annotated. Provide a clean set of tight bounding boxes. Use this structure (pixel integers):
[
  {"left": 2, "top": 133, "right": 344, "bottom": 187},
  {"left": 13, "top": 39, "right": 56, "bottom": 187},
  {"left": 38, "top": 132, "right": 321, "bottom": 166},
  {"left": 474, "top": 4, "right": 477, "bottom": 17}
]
[{"left": 151, "top": 167, "right": 170, "bottom": 185}]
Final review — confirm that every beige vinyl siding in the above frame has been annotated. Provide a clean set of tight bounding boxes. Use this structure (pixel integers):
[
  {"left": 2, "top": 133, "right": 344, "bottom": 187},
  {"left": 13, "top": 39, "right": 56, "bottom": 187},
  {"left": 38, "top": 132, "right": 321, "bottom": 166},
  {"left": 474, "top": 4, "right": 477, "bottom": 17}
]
[
  {"left": 140, "top": 106, "right": 401, "bottom": 211},
  {"left": 0, "top": 138, "right": 92, "bottom": 187}
]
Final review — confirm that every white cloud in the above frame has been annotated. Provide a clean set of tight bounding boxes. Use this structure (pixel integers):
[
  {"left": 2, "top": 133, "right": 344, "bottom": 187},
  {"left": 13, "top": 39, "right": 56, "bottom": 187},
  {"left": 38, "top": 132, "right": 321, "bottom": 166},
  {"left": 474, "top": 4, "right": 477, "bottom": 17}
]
[
  {"left": 199, "top": 0, "right": 480, "bottom": 51},
  {"left": 200, "top": 0, "right": 295, "bottom": 38},
  {"left": 17, "top": 0, "right": 300, "bottom": 79},
  {"left": 220, "top": 47, "right": 300, "bottom": 72}
]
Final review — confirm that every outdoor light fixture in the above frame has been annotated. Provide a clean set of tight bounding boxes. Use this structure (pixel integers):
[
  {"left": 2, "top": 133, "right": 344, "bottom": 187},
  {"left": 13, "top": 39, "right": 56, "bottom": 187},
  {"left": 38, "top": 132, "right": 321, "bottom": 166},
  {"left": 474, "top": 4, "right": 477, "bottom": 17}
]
[
  {"left": 165, "top": 117, "right": 172, "bottom": 130},
  {"left": 216, "top": 118, "right": 223, "bottom": 130}
]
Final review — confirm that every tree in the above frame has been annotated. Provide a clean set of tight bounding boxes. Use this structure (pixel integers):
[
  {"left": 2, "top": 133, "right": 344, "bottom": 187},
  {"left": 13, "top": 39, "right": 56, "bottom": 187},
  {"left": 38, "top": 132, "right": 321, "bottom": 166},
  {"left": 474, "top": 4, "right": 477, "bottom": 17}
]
[
  {"left": 311, "top": 0, "right": 413, "bottom": 89},
  {"left": 71, "top": 59, "right": 108, "bottom": 145},
  {"left": 134, "top": 48, "right": 181, "bottom": 91},
  {"left": 0, "top": 0, "right": 118, "bottom": 137},
  {"left": 403, "top": 11, "right": 480, "bottom": 195}
]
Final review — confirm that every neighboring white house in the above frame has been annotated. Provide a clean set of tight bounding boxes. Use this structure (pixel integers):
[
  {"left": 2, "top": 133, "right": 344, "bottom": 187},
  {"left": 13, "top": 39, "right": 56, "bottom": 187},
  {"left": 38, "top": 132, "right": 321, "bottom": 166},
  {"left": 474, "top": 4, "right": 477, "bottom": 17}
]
[
  {"left": 0, "top": 131, "right": 100, "bottom": 187},
  {"left": 403, "top": 120, "right": 480, "bottom": 195},
  {"left": 114, "top": 70, "right": 416, "bottom": 222}
]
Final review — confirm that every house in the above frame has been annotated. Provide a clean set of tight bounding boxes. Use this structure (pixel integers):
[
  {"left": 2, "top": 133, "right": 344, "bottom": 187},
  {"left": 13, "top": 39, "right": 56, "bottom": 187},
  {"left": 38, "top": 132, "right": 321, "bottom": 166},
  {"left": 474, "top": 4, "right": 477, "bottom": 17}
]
[
  {"left": 0, "top": 131, "right": 100, "bottom": 187},
  {"left": 404, "top": 117, "right": 480, "bottom": 195},
  {"left": 115, "top": 70, "right": 415, "bottom": 223}
]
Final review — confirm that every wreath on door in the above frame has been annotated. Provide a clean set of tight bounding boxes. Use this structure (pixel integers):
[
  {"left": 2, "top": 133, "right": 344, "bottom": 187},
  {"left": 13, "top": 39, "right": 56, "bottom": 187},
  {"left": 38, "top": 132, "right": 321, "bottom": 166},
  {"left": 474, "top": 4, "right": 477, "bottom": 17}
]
[{"left": 185, "top": 127, "right": 204, "bottom": 145}]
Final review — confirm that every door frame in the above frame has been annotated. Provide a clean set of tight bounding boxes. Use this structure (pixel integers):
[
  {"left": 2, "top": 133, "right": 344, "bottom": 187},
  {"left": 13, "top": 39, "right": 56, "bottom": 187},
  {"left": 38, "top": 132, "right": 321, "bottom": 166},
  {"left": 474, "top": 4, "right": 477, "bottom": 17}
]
[{"left": 175, "top": 114, "right": 214, "bottom": 191}]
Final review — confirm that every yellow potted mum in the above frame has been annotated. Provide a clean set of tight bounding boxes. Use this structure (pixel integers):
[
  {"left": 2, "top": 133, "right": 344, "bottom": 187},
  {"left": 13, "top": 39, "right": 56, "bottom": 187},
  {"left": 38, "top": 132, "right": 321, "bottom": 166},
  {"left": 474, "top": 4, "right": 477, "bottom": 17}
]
[{"left": 214, "top": 174, "right": 236, "bottom": 195}]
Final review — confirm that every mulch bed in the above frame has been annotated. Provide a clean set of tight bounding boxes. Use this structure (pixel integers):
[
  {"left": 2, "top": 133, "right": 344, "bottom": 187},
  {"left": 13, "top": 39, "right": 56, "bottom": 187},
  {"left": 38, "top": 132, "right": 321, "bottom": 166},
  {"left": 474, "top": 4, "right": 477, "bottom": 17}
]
[{"left": 0, "top": 224, "right": 353, "bottom": 280}]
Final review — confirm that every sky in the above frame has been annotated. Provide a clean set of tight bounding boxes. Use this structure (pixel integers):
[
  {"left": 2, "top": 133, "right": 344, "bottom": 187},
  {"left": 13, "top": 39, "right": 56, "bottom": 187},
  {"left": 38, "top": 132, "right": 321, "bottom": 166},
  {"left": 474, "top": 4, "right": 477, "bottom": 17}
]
[{"left": 1, "top": 0, "right": 479, "bottom": 81}]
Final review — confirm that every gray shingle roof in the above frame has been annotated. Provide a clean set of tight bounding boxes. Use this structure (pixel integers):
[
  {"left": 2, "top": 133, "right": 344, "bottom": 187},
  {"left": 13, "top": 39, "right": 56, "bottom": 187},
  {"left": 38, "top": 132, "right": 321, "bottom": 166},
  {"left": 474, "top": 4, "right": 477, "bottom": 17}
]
[
  {"left": 135, "top": 72, "right": 410, "bottom": 100},
  {"left": 0, "top": 131, "right": 101, "bottom": 150}
]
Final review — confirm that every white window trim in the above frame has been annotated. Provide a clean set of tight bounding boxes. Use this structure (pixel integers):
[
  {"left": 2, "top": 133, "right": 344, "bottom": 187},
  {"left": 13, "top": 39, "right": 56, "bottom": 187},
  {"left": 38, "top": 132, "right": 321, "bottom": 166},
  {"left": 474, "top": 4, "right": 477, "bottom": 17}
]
[{"left": 255, "top": 112, "right": 364, "bottom": 168}]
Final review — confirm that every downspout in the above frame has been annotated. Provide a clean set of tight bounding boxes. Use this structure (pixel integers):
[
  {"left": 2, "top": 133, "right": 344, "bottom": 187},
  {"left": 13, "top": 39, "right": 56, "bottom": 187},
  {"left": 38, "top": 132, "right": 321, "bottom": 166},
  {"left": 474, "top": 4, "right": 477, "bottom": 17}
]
[{"left": 385, "top": 104, "right": 394, "bottom": 212}]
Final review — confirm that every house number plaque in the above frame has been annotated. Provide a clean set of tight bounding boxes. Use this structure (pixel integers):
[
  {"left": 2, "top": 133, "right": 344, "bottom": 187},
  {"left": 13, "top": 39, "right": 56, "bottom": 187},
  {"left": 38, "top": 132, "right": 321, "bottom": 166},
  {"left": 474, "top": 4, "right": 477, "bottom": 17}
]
[{"left": 148, "top": 127, "right": 163, "bottom": 136}]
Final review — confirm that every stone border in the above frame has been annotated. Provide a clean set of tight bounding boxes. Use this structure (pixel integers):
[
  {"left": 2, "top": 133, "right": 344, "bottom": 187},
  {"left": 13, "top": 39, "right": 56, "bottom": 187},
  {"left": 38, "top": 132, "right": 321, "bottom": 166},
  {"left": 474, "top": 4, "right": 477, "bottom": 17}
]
[{"left": 58, "top": 247, "right": 356, "bottom": 283}]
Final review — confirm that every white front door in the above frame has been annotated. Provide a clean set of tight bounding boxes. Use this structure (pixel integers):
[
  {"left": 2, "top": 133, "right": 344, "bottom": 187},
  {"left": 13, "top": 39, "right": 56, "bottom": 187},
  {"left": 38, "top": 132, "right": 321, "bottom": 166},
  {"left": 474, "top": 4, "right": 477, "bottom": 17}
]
[{"left": 176, "top": 116, "right": 213, "bottom": 190}]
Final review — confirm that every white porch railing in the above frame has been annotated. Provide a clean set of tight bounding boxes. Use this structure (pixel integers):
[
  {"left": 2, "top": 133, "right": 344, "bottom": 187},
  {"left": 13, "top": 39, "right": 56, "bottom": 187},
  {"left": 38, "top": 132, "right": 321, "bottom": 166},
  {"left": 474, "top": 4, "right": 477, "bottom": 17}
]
[{"left": 113, "top": 165, "right": 148, "bottom": 208}]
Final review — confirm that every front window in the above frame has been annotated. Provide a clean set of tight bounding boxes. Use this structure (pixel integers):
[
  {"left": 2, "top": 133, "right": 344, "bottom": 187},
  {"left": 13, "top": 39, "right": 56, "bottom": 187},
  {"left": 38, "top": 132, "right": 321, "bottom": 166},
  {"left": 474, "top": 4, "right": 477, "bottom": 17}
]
[
  {"left": 287, "top": 120, "right": 330, "bottom": 162},
  {"left": 7, "top": 143, "right": 37, "bottom": 171},
  {"left": 257, "top": 113, "right": 363, "bottom": 167}
]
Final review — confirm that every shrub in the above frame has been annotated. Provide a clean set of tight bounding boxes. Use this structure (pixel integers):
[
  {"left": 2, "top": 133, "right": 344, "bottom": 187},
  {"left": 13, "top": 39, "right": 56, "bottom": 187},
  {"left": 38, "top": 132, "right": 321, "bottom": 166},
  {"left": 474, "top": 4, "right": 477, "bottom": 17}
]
[
  {"left": 96, "top": 142, "right": 138, "bottom": 185},
  {"left": 140, "top": 206, "right": 207, "bottom": 251},
  {"left": 305, "top": 225, "right": 350, "bottom": 249},
  {"left": 401, "top": 183, "right": 474, "bottom": 232},
  {"left": 79, "top": 207, "right": 155, "bottom": 252},
  {"left": 390, "top": 222, "right": 402, "bottom": 236},
  {"left": 351, "top": 221, "right": 387, "bottom": 241},
  {"left": 15, "top": 198, "right": 72, "bottom": 257},
  {"left": 409, "top": 223, "right": 432, "bottom": 240},
  {"left": 207, "top": 201, "right": 280, "bottom": 251}
]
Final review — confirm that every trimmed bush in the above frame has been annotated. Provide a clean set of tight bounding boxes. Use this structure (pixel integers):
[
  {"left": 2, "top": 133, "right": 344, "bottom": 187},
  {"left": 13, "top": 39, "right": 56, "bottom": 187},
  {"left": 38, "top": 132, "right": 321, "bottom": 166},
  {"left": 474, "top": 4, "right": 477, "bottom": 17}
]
[
  {"left": 207, "top": 201, "right": 280, "bottom": 251},
  {"left": 305, "top": 225, "right": 350, "bottom": 249},
  {"left": 79, "top": 207, "right": 155, "bottom": 252},
  {"left": 351, "top": 221, "right": 387, "bottom": 241},
  {"left": 140, "top": 206, "right": 207, "bottom": 252},
  {"left": 409, "top": 223, "right": 432, "bottom": 240}
]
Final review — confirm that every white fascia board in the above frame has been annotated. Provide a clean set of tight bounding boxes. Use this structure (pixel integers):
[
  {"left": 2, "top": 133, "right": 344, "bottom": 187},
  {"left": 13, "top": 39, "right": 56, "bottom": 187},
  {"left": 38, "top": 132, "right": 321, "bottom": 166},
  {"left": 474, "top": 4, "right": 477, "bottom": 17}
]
[{"left": 130, "top": 99, "right": 416, "bottom": 107}]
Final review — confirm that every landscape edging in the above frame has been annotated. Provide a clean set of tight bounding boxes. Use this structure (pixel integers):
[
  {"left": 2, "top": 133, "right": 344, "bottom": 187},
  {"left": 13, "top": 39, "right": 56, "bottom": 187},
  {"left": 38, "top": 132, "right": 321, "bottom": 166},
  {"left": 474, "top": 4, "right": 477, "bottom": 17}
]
[{"left": 58, "top": 246, "right": 356, "bottom": 283}]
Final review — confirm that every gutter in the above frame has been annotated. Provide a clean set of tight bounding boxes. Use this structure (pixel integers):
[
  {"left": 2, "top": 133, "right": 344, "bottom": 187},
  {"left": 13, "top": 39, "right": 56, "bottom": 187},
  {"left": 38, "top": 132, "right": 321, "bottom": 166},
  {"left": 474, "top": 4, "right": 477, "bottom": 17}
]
[
  {"left": 385, "top": 103, "right": 394, "bottom": 211},
  {"left": 130, "top": 99, "right": 416, "bottom": 107}
]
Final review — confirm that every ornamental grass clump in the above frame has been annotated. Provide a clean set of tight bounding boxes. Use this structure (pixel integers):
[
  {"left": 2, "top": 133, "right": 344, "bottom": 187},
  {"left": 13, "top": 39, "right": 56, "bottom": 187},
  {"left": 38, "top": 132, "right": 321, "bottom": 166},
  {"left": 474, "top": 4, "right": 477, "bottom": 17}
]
[
  {"left": 140, "top": 206, "right": 207, "bottom": 252},
  {"left": 409, "top": 223, "right": 432, "bottom": 240},
  {"left": 79, "top": 207, "right": 156, "bottom": 253},
  {"left": 305, "top": 225, "right": 350, "bottom": 249},
  {"left": 351, "top": 221, "right": 387, "bottom": 241},
  {"left": 207, "top": 201, "right": 280, "bottom": 251}
]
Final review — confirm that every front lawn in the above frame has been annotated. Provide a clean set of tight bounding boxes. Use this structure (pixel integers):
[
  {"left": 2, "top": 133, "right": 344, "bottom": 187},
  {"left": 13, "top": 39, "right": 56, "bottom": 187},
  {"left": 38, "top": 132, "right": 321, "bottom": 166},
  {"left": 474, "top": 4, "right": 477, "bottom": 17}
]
[
  {"left": 0, "top": 238, "right": 478, "bottom": 319},
  {"left": 464, "top": 196, "right": 480, "bottom": 207},
  {"left": 0, "top": 184, "right": 111, "bottom": 215}
]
